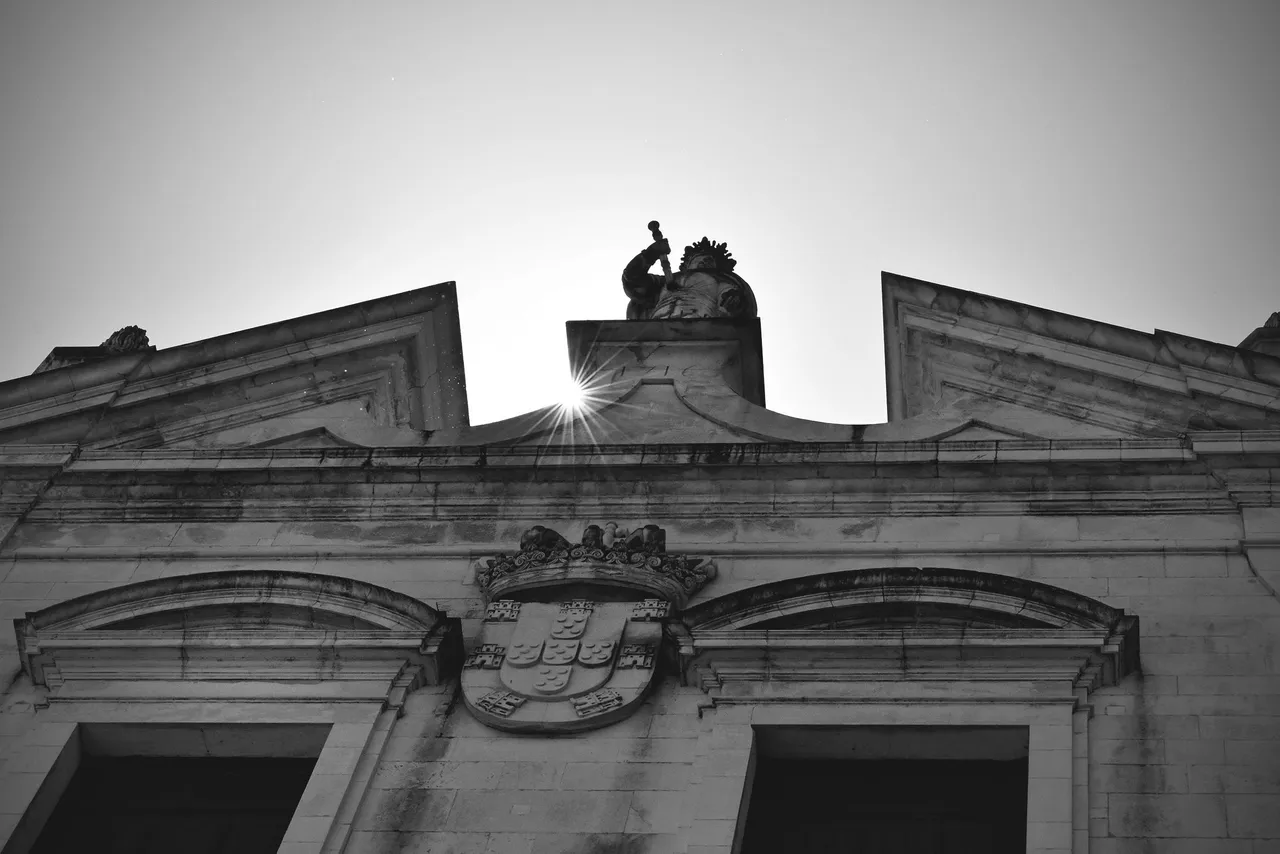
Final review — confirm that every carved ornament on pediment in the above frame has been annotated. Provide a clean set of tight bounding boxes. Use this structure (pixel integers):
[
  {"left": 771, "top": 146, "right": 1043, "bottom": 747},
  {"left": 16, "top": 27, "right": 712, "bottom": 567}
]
[{"left": 100, "top": 325, "right": 153, "bottom": 353}]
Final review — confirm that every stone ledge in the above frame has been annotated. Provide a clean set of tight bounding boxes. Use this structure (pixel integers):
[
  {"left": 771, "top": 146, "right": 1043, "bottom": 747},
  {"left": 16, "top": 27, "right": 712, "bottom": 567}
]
[{"left": 1, "top": 539, "right": 1242, "bottom": 562}]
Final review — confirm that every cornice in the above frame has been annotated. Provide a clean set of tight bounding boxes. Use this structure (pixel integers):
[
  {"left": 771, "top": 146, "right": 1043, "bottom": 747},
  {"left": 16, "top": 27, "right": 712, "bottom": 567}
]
[
  {"left": 1188, "top": 431, "right": 1280, "bottom": 455},
  {"left": 4, "top": 538, "right": 1240, "bottom": 562},
  {"left": 16, "top": 492, "right": 1239, "bottom": 524},
  {"left": 672, "top": 627, "right": 1123, "bottom": 690},
  {"left": 0, "top": 445, "right": 78, "bottom": 467},
  {"left": 1, "top": 437, "right": 1212, "bottom": 471},
  {"left": 1, "top": 437, "right": 1265, "bottom": 524}
]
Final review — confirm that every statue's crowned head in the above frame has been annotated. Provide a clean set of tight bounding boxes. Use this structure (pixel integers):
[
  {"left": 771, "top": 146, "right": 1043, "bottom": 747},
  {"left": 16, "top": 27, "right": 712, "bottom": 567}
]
[{"left": 679, "top": 237, "right": 736, "bottom": 273}]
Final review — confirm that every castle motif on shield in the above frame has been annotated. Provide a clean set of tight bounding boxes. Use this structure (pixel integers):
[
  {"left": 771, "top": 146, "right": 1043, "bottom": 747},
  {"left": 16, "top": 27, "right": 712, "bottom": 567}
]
[{"left": 463, "top": 524, "right": 712, "bottom": 733}]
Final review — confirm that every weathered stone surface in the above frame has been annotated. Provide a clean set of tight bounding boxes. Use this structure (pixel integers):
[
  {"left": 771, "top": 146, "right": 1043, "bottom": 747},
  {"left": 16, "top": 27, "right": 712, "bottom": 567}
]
[
  {"left": 0, "top": 275, "right": 1277, "bottom": 851},
  {"left": 0, "top": 282, "right": 468, "bottom": 449}
]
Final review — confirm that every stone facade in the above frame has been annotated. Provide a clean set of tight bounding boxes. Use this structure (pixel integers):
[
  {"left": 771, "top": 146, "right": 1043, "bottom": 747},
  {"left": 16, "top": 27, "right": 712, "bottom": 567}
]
[{"left": 0, "top": 274, "right": 1277, "bottom": 852}]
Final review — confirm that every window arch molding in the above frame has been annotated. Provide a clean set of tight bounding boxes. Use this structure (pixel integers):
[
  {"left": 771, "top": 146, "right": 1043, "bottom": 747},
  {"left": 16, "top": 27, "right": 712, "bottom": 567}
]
[
  {"left": 671, "top": 567, "right": 1142, "bottom": 854},
  {"left": 15, "top": 569, "right": 461, "bottom": 694},
  {"left": 673, "top": 566, "right": 1139, "bottom": 695},
  {"left": 682, "top": 566, "right": 1131, "bottom": 632},
  {"left": 3, "top": 569, "right": 461, "bottom": 854},
  {"left": 18, "top": 568, "right": 446, "bottom": 632}
]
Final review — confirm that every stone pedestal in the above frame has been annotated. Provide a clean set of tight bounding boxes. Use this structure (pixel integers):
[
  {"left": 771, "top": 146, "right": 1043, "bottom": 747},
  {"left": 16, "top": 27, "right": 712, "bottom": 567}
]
[{"left": 566, "top": 318, "right": 766, "bottom": 407}]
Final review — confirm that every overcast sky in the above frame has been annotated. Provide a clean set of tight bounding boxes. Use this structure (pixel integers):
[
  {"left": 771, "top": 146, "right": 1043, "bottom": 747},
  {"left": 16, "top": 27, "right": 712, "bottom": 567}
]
[{"left": 1, "top": 0, "right": 1276, "bottom": 426}]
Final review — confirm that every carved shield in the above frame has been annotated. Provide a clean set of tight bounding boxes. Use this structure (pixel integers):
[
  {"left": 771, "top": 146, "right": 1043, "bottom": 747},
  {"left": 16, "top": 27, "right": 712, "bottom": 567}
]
[{"left": 462, "top": 600, "right": 665, "bottom": 733}]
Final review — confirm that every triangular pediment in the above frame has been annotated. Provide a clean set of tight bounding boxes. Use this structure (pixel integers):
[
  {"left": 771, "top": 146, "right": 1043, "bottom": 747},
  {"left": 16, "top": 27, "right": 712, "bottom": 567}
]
[
  {"left": 249, "top": 426, "right": 362, "bottom": 449},
  {"left": 934, "top": 420, "right": 1042, "bottom": 442},
  {"left": 0, "top": 283, "right": 469, "bottom": 448},
  {"left": 882, "top": 273, "right": 1280, "bottom": 437}
]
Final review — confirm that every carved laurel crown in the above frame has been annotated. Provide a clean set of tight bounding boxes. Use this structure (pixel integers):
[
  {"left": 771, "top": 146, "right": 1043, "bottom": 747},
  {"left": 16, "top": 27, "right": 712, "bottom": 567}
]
[
  {"left": 476, "top": 524, "right": 715, "bottom": 608},
  {"left": 679, "top": 237, "right": 736, "bottom": 273}
]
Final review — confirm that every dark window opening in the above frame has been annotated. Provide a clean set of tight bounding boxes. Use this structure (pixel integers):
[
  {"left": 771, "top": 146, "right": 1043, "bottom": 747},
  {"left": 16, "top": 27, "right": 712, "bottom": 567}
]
[
  {"left": 30, "top": 756, "right": 317, "bottom": 854},
  {"left": 741, "top": 758, "right": 1028, "bottom": 854}
]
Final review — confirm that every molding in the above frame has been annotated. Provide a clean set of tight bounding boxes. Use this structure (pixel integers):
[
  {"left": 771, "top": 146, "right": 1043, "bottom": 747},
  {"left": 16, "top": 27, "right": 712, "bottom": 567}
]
[
  {"left": 681, "top": 567, "right": 1131, "bottom": 631},
  {"left": 24, "top": 437, "right": 1203, "bottom": 471},
  {"left": 19, "top": 493, "right": 1240, "bottom": 523},
  {"left": 883, "top": 275, "right": 1280, "bottom": 434},
  {"left": 1189, "top": 430, "right": 1280, "bottom": 455},
  {"left": 14, "top": 570, "right": 462, "bottom": 707},
  {"left": 902, "top": 306, "right": 1191, "bottom": 397},
  {"left": 674, "top": 568, "right": 1140, "bottom": 708},
  {"left": 0, "top": 445, "right": 79, "bottom": 466},
  {"left": 3, "top": 538, "right": 1242, "bottom": 562},
  {"left": 0, "top": 281, "right": 470, "bottom": 445},
  {"left": 672, "top": 627, "right": 1129, "bottom": 692},
  {"left": 1182, "top": 365, "right": 1280, "bottom": 414},
  {"left": 931, "top": 362, "right": 1164, "bottom": 438},
  {"left": 90, "top": 370, "right": 400, "bottom": 450},
  {"left": 108, "top": 316, "right": 426, "bottom": 412},
  {"left": 17, "top": 570, "right": 447, "bottom": 632}
]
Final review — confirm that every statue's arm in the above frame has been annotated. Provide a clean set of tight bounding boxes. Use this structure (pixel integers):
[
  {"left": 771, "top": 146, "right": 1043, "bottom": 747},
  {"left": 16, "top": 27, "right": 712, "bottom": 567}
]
[
  {"left": 718, "top": 273, "right": 758, "bottom": 319},
  {"left": 622, "top": 253, "right": 665, "bottom": 299},
  {"left": 621, "top": 241, "right": 670, "bottom": 318}
]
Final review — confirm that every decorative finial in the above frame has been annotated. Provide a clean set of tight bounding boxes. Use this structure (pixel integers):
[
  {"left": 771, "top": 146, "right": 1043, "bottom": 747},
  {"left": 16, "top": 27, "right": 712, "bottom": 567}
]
[{"left": 100, "top": 326, "right": 151, "bottom": 353}]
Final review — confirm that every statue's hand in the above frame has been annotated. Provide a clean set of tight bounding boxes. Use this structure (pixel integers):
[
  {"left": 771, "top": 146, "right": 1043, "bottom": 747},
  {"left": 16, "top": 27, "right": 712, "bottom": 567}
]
[
  {"left": 720, "top": 287, "right": 745, "bottom": 316},
  {"left": 640, "top": 238, "right": 671, "bottom": 264}
]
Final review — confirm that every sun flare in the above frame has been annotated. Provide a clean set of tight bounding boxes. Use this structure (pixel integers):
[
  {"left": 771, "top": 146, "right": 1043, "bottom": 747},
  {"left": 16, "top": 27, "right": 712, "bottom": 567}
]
[{"left": 558, "top": 376, "right": 587, "bottom": 410}]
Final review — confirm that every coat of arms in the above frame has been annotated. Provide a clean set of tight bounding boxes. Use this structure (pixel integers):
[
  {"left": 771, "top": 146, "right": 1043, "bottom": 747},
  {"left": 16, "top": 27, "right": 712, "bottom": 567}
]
[{"left": 462, "top": 524, "right": 713, "bottom": 733}]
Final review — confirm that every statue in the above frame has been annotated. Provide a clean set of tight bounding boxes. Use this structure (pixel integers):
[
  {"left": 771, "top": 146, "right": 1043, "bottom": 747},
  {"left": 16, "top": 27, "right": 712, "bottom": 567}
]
[{"left": 622, "top": 222, "right": 757, "bottom": 321}]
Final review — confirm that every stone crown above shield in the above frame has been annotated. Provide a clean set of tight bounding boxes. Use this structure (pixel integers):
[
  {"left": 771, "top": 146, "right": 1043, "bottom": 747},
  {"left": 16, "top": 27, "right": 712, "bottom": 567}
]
[{"left": 473, "top": 523, "right": 716, "bottom": 608}]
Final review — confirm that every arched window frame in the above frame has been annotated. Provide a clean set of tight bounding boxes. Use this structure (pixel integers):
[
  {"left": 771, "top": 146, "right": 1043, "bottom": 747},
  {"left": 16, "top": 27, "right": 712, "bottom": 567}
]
[
  {"left": 670, "top": 567, "right": 1140, "bottom": 854},
  {"left": 1, "top": 570, "right": 461, "bottom": 854}
]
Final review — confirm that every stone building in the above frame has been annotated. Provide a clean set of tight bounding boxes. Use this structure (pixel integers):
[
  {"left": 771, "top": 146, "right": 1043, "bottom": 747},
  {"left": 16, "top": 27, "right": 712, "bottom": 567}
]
[{"left": 0, "top": 242, "right": 1278, "bottom": 853}]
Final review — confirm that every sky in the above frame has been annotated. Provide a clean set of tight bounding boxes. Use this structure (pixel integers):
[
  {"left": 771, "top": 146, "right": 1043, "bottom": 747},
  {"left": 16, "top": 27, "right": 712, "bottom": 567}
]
[{"left": 1, "top": 0, "right": 1277, "bottom": 426}]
